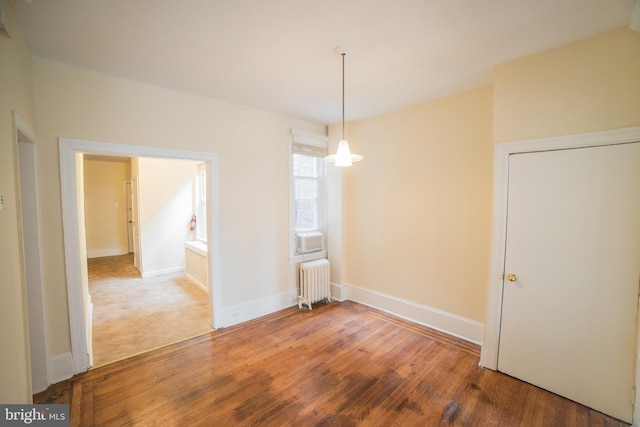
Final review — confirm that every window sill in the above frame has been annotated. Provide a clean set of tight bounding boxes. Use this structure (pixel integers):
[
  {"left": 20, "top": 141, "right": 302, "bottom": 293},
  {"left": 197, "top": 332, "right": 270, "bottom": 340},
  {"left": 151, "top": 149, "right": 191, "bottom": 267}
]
[
  {"left": 288, "top": 250, "right": 327, "bottom": 265},
  {"left": 185, "top": 240, "right": 208, "bottom": 256}
]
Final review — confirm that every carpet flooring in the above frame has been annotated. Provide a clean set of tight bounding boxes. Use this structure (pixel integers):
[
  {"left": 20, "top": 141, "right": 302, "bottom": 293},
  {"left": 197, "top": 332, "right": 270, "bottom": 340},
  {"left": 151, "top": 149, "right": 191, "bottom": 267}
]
[{"left": 88, "top": 254, "right": 212, "bottom": 367}]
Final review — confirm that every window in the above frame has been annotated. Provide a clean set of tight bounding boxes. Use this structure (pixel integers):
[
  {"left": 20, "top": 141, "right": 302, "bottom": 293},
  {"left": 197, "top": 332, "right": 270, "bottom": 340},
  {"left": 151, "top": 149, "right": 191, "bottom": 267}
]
[
  {"left": 195, "top": 163, "right": 207, "bottom": 242},
  {"left": 290, "top": 130, "right": 328, "bottom": 259}
]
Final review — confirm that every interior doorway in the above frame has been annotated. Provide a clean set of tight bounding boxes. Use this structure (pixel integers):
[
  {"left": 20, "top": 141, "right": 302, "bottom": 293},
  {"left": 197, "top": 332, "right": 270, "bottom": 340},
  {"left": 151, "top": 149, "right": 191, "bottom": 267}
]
[
  {"left": 15, "top": 114, "right": 48, "bottom": 393},
  {"left": 59, "top": 138, "right": 222, "bottom": 375},
  {"left": 82, "top": 154, "right": 213, "bottom": 366}
]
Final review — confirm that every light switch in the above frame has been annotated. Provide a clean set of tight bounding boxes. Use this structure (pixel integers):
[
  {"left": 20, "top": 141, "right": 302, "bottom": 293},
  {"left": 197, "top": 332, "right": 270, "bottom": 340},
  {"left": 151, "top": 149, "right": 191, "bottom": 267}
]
[{"left": 0, "top": 195, "right": 3, "bottom": 211}]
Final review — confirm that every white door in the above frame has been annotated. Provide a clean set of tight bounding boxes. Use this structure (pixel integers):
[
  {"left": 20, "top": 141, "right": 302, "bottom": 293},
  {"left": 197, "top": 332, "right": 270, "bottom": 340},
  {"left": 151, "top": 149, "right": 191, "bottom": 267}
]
[
  {"left": 126, "top": 182, "right": 134, "bottom": 253},
  {"left": 131, "top": 176, "right": 142, "bottom": 273},
  {"left": 498, "top": 143, "right": 640, "bottom": 423}
]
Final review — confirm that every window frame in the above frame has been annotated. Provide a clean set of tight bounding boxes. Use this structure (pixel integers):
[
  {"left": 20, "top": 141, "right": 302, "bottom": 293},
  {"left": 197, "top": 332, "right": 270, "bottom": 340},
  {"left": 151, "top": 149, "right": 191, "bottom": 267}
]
[{"left": 289, "top": 129, "right": 328, "bottom": 263}]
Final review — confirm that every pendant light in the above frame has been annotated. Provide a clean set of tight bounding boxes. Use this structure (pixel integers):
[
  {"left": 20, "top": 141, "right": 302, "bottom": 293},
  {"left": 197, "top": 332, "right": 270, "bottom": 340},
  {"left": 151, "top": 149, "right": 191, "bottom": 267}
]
[{"left": 325, "top": 46, "right": 363, "bottom": 167}]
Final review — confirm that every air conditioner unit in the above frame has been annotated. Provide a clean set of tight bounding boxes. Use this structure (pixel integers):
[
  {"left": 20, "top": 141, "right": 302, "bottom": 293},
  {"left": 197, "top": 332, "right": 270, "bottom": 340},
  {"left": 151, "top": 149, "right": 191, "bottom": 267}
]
[{"left": 296, "top": 232, "right": 324, "bottom": 254}]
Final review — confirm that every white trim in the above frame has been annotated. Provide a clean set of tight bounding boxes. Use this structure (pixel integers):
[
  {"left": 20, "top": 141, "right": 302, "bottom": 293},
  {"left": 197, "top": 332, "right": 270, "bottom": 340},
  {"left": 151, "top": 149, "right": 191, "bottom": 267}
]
[
  {"left": 49, "top": 353, "right": 74, "bottom": 385},
  {"left": 141, "top": 266, "right": 184, "bottom": 278},
  {"left": 288, "top": 250, "right": 328, "bottom": 265},
  {"left": 481, "top": 126, "right": 640, "bottom": 426},
  {"left": 344, "top": 284, "right": 484, "bottom": 344},
  {"left": 220, "top": 289, "right": 298, "bottom": 327},
  {"left": 330, "top": 283, "right": 347, "bottom": 302},
  {"left": 87, "top": 247, "right": 129, "bottom": 259},
  {"left": 14, "top": 113, "right": 50, "bottom": 395},
  {"left": 185, "top": 273, "right": 208, "bottom": 293},
  {"left": 630, "top": 0, "right": 640, "bottom": 32},
  {"left": 185, "top": 240, "right": 207, "bottom": 256},
  {"left": 59, "top": 138, "right": 223, "bottom": 374},
  {"left": 481, "top": 126, "right": 640, "bottom": 370}
]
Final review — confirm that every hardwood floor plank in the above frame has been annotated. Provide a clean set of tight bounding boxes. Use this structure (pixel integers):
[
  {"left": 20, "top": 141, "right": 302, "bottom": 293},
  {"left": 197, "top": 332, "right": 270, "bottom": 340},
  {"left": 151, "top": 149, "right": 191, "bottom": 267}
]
[{"left": 34, "top": 301, "right": 629, "bottom": 426}]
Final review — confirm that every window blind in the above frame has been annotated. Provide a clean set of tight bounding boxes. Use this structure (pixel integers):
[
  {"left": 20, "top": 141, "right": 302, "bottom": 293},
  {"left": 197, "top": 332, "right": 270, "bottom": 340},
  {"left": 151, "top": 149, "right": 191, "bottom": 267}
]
[{"left": 291, "top": 130, "right": 328, "bottom": 158}]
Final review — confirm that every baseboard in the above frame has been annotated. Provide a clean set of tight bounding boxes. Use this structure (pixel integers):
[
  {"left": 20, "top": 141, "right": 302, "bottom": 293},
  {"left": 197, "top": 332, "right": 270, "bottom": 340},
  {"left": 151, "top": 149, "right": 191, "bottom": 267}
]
[
  {"left": 141, "top": 266, "right": 184, "bottom": 278},
  {"left": 220, "top": 288, "right": 298, "bottom": 327},
  {"left": 31, "top": 364, "right": 50, "bottom": 394},
  {"left": 49, "top": 352, "right": 74, "bottom": 385},
  {"left": 185, "top": 273, "right": 208, "bottom": 294},
  {"left": 87, "top": 247, "right": 128, "bottom": 258},
  {"left": 341, "top": 284, "right": 484, "bottom": 344}
]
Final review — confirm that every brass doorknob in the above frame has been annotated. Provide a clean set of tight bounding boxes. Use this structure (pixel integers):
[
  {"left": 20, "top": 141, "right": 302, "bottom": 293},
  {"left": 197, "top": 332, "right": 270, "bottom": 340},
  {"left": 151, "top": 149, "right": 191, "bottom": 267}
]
[{"left": 507, "top": 273, "right": 518, "bottom": 282}]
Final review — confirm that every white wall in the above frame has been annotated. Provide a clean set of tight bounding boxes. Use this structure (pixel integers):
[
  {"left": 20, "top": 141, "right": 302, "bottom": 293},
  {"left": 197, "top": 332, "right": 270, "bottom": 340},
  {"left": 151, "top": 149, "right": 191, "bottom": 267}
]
[
  {"left": 138, "top": 157, "right": 196, "bottom": 276},
  {"left": 31, "top": 56, "right": 325, "bottom": 359}
]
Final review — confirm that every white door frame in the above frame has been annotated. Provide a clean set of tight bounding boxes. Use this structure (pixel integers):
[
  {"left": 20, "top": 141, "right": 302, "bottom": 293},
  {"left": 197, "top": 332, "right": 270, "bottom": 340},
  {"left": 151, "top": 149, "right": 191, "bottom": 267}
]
[
  {"left": 59, "top": 138, "right": 222, "bottom": 374},
  {"left": 13, "top": 112, "right": 50, "bottom": 393},
  {"left": 480, "top": 125, "right": 640, "bottom": 423}
]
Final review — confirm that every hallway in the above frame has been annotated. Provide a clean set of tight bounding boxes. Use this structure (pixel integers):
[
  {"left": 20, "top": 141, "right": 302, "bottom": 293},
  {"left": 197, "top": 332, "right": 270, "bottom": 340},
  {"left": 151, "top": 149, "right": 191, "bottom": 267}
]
[{"left": 88, "top": 254, "right": 212, "bottom": 366}]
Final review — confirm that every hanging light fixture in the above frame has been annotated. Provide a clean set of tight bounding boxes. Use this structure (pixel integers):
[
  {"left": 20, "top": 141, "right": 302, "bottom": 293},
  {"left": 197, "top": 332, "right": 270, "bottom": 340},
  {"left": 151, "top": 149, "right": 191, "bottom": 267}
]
[{"left": 325, "top": 46, "right": 363, "bottom": 167}]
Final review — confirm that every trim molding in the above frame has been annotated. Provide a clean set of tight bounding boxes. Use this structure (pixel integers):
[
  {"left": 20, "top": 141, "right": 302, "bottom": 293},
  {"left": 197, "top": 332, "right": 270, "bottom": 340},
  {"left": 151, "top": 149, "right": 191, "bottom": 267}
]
[
  {"left": 220, "top": 289, "right": 298, "bottom": 327},
  {"left": 186, "top": 273, "right": 208, "bottom": 293},
  {"left": 59, "top": 137, "right": 222, "bottom": 375},
  {"left": 87, "top": 247, "right": 128, "bottom": 259},
  {"left": 481, "top": 126, "right": 640, "bottom": 370},
  {"left": 481, "top": 127, "right": 640, "bottom": 425},
  {"left": 342, "top": 284, "right": 484, "bottom": 344},
  {"left": 49, "top": 353, "right": 74, "bottom": 385},
  {"left": 141, "top": 266, "right": 184, "bottom": 278}
]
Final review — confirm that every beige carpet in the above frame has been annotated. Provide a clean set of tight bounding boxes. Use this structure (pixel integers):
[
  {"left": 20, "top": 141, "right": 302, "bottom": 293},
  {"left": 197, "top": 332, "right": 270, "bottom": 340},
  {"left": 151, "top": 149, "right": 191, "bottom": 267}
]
[{"left": 88, "top": 254, "right": 212, "bottom": 367}]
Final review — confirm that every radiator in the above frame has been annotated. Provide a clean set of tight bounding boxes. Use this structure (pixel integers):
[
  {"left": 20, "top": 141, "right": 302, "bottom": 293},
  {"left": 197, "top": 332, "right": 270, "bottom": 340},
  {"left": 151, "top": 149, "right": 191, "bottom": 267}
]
[{"left": 298, "top": 259, "right": 331, "bottom": 310}]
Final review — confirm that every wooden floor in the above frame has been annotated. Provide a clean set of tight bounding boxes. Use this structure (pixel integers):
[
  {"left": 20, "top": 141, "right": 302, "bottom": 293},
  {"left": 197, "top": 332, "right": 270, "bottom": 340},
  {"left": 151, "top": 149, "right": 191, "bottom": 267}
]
[
  {"left": 34, "top": 301, "right": 628, "bottom": 426},
  {"left": 88, "top": 254, "right": 212, "bottom": 366}
]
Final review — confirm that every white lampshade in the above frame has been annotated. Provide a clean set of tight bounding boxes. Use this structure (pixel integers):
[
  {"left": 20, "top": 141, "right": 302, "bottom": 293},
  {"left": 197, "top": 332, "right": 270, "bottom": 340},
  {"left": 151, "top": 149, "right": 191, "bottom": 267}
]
[{"left": 326, "top": 140, "right": 363, "bottom": 167}]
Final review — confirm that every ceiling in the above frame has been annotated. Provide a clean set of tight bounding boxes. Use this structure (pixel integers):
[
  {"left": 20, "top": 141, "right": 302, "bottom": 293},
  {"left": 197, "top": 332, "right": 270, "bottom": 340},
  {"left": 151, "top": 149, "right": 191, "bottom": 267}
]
[{"left": 11, "top": 0, "right": 638, "bottom": 124}]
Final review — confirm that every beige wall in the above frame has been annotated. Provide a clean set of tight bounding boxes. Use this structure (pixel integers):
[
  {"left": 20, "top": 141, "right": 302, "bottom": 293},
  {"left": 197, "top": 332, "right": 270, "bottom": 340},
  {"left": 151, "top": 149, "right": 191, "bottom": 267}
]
[
  {"left": 31, "top": 57, "right": 324, "bottom": 357},
  {"left": 83, "top": 157, "right": 131, "bottom": 257},
  {"left": 0, "top": 2, "right": 37, "bottom": 403},
  {"left": 494, "top": 28, "right": 640, "bottom": 143},
  {"left": 345, "top": 86, "right": 494, "bottom": 322},
  {"left": 5, "top": 7, "right": 638, "bottom": 400}
]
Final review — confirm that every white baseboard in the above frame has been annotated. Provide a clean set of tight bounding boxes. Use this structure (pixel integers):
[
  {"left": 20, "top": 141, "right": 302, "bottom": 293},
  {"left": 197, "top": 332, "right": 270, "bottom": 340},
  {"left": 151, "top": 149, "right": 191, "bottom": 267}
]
[
  {"left": 49, "top": 352, "right": 74, "bottom": 385},
  {"left": 341, "top": 284, "right": 484, "bottom": 344},
  {"left": 220, "top": 288, "right": 298, "bottom": 327},
  {"left": 141, "top": 266, "right": 184, "bottom": 278},
  {"left": 87, "top": 247, "right": 128, "bottom": 258},
  {"left": 185, "top": 273, "right": 209, "bottom": 294},
  {"left": 31, "top": 365, "right": 50, "bottom": 394}
]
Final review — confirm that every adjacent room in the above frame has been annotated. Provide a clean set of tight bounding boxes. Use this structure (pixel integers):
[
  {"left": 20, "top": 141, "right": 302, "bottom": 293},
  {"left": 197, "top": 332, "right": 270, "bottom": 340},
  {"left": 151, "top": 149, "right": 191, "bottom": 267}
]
[
  {"left": 82, "top": 154, "right": 212, "bottom": 366},
  {"left": 2, "top": 0, "right": 640, "bottom": 425}
]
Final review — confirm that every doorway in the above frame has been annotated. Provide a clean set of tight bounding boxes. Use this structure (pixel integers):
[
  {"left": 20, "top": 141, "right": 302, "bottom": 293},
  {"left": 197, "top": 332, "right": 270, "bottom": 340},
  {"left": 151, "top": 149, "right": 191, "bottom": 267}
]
[
  {"left": 59, "top": 138, "right": 222, "bottom": 374},
  {"left": 82, "top": 154, "right": 213, "bottom": 366},
  {"left": 480, "top": 126, "right": 640, "bottom": 424},
  {"left": 14, "top": 113, "right": 48, "bottom": 393}
]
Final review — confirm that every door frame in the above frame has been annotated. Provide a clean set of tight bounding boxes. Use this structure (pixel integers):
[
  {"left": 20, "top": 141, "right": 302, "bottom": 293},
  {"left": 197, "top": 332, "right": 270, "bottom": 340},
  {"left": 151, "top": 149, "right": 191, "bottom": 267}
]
[
  {"left": 480, "top": 125, "right": 640, "bottom": 421},
  {"left": 59, "top": 138, "right": 222, "bottom": 374},
  {"left": 13, "top": 112, "right": 50, "bottom": 393}
]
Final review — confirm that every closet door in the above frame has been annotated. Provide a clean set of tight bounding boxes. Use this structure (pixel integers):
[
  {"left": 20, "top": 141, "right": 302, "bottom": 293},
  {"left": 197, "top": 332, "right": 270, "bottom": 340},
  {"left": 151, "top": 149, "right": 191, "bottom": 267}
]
[{"left": 498, "top": 142, "right": 640, "bottom": 423}]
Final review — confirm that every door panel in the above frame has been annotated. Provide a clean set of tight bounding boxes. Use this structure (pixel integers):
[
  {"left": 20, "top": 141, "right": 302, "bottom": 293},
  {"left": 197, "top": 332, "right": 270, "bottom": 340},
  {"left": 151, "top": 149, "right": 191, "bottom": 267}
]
[
  {"left": 131, "top": 176, "right": 142, "bottom": 273},
  {"left": 498, "top": 143, "right": 640, "bottom": 423}
]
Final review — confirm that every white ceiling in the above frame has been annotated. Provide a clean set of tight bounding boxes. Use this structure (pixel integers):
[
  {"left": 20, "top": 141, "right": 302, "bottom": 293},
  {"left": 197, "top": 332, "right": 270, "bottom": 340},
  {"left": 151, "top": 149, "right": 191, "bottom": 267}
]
[{"left": 12, "top": 0, "right": 638, "bottom": 124}]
